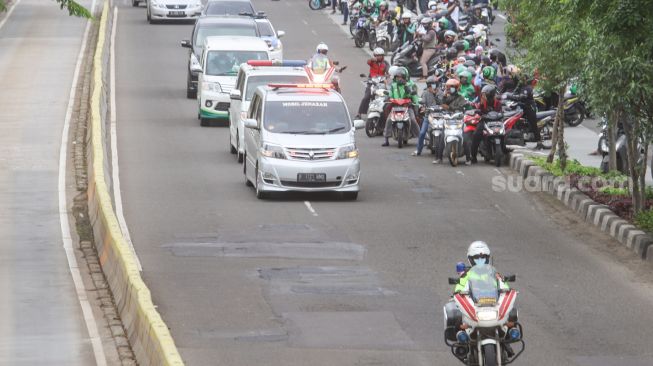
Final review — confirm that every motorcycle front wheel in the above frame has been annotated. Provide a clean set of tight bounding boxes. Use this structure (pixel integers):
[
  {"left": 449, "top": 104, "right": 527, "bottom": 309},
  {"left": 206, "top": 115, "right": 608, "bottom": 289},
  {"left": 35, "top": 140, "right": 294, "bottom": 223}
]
[
  {"left": 349, "top": 19, "right": 357, "bottom": 35},
  {"left": 482, "top": 344, "right": 498, "bottom": 366},
  {"left": 354, "top": 33, "right": 365, "bottom": 48},
  {"left": 377, "top": 39, "right": 390, "bottom": 53},
  {"left": 495, "top": 144, "right": 503, "bottom": 167},
  {"left": 308, "top": 0, "right": 322, "bottom": 10},
  {"left": 447, "top": 142, "right": 458, "bottom": 167},
  {"left": 368, "top": 36, "right": 377, "bottom": 51},
  {"left": 365, "top": 118, "right": 378, "bottom": 138}
]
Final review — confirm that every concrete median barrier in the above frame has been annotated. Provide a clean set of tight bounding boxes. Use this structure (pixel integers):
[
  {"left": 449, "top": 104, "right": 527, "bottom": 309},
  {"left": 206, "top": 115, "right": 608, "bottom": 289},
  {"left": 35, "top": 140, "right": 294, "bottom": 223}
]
[{"left": 86, "top": 1, "right": 184, "bottom": 365}]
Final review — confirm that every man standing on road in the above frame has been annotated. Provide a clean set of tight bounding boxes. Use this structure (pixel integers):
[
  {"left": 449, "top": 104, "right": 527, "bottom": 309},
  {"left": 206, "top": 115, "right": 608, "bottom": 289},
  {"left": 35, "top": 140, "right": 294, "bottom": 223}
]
[
  {"left": 412, "top": 75, "right": 443, "bottom": 157},
  {"left": 417, "top": 17, "right": 437, "bottom": 82},
  {"left": 508, "top": 73, "right": 547, "bottom": 150}
]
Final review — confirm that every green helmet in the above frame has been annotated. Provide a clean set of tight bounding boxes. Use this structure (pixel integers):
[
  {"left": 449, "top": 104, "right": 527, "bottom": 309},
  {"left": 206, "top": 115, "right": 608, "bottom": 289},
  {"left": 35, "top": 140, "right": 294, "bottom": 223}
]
[
  {"left": 482, "top": 66, "right": 496, "bottom": 80},
  {"left": 459, "top": 70, "right": 473, "bottom": 83},
  {"left": 455, "top": 64, "right": 466, "bottom": 75},
  {"left": 438, "top": 17, "right": 449, "bottom": 29},
  {"left": 462, "top": 40, "right": 470, "bottom": 51}
]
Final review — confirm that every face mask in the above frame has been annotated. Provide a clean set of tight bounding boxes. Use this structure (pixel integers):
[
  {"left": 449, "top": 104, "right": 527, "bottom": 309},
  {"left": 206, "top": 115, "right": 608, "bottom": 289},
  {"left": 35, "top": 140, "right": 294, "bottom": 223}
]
[
  {"left": 475, "top": 257, "right": 488, "bottom": 265},
  {"left": 449, "top": 87, "right": 457, "bottom": 94}
]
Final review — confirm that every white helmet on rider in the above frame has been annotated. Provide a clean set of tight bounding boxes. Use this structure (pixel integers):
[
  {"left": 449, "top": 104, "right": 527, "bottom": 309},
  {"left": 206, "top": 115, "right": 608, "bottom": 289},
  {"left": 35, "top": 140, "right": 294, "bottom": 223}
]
[
  {"left": 401, "top": 11, "right": 412, "bottom": 20},
  {"left": 427, "top": 0, "right": 437, "bottom": 10},
  {"left": 316, "top": 42, "right": 329, "bottom": 54},
  {"left": 420, "top": 16, "right": 433, "bottom": 27},
  {"left": 373, "top": 47, "right": 385, "bottom": 56},
  {"left": 467, "top": 241, "right": 491, "bottom": 266}
]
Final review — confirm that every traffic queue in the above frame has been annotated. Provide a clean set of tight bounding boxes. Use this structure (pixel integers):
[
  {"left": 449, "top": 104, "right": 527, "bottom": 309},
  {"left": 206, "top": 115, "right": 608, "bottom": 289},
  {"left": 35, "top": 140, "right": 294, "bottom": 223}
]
[{"left": 132, "top": 0, "right": 529, "bottom": 365}]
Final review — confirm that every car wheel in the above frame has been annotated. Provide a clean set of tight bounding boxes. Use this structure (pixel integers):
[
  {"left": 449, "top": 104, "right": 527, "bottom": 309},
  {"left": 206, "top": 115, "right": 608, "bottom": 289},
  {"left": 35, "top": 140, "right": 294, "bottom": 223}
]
[
  {"left": 244, "top": 154, "right": 254, "bottom": 187},
  {"left": 186, "top": 72, "right": 196, "bottom": 99},
  {"left": 229, "top": 132, "right": 237, "bottom": 154},
  {"left": 237, "top": 132, "right": 244, "bottom": 163},
  {"left": 255, "top": 165, "right": 267, "bottom": 199},
  {"left": 200, "top": 118, "right": 210, "bottom": 127}
]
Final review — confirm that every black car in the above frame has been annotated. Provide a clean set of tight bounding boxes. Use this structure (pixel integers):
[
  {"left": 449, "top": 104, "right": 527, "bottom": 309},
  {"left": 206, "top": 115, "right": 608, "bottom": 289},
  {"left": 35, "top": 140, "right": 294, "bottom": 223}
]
[
  {"left": 201, "top": 0, "right": 256, "bottom": 16},
  {"left": 181, "top": 16, "right": 260, "bottom": 98}
]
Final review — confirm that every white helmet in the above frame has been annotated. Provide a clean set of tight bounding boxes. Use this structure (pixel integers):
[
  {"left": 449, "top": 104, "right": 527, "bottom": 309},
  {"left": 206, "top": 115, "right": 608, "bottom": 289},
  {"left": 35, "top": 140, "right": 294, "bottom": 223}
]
[
  {"left": 316, "top": 42, "right": 329, "bottom": 53},
  {"left": 388, "top": 65, "right": 399, "bottom": 77},
  {"left": 428, "top": 0, "right": 437, "bottom": 9},
  {"left": 373, "top": 47, "right": 385, "bottom": 56},
  {"left": 401, "top": 11, "right": 412, "bottom": 20},
  {"left": 467, "top": 241, "right": 491, "bottom": 266}
]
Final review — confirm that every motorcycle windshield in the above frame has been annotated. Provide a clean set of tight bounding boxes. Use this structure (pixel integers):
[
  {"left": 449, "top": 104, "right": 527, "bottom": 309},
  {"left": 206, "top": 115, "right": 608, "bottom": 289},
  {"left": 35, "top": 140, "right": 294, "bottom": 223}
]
[
  {"left": 467, "top": 264, "right": 499, "bottom": 305},
  {"left": 309, "top": 55, "right": 329, "bottom": 75}
]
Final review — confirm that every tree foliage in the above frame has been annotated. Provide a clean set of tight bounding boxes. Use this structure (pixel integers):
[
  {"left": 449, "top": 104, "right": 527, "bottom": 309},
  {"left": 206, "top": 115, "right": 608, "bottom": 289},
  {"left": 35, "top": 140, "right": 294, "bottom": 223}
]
[
  {"left": 507, "top": 0, "right": 653, "bottom": 214},
  {"left": 0, "top": 0, "right": 91, "bottom": 18}
]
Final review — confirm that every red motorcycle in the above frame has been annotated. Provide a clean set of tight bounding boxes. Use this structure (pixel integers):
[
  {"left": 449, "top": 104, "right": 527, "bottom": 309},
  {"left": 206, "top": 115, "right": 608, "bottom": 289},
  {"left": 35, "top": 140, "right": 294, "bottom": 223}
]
[
  {"left": 464, "top": 110, "right": 508, "bottom": 167},
  {"left": 388, "top": 98, "right": 413, "bottom": 148},
  {"left": 502, "top": 98, "right": 554, "bottom": 146}
]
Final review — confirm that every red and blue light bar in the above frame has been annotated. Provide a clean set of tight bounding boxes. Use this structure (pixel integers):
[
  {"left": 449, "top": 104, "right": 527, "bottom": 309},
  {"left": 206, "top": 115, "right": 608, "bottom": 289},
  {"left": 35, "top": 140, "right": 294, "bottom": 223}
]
[
  {"left": 268, "top": 83, "right": 333, "bottom": 89},
  {"left": 247, "top": 60, "right": 307, "bottom": 67}
]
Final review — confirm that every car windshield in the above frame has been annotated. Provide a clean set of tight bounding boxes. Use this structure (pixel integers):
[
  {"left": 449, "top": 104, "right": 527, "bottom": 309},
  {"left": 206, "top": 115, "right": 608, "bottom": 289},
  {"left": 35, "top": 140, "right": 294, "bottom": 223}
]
[
  {"left": 264, "top": 100, "right": 350, "bottom": 134},
  {"left": 195, "top": 25, "right": 257, "bottom": 47},
  {"left": 245, "top": 75, "right": 308, "bottom": 101},
  {"left": 256, "top": 21, "right": 275, "bottom": 37},
  {"left": 205, "top": 50, "right": 268, "bottom": 76},
  {"left": 467, "top": 264, "right": 499, "bottom": 304},
  {"left": 204, "top": 1, "right": 254, "bottom": 15}
]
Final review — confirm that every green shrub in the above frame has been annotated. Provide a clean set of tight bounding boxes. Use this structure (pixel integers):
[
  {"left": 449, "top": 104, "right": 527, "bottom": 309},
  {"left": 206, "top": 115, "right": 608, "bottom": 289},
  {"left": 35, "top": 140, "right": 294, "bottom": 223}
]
[
  {"left": 598, "top": 186, "right": 628, "bottom": 196},
  {"left": 635, "top": 209, "right": 653, "bottom": 232},
  {"left": 530, "top": 156, "right": 628, "bottom": 180}
]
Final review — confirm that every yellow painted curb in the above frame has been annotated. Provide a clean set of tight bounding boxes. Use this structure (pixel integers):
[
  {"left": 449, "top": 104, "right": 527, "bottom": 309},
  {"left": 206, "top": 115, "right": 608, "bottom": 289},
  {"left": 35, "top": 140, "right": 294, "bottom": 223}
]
[{"left": 88, "top": 1, "right": 184, "bottom": 364}]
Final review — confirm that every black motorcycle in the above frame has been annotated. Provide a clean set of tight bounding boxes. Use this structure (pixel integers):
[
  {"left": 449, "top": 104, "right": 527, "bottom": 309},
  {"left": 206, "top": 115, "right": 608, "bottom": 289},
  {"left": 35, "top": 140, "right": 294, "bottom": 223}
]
[{"left": 391, "top": 40, "right": 442, "bottom": 78}]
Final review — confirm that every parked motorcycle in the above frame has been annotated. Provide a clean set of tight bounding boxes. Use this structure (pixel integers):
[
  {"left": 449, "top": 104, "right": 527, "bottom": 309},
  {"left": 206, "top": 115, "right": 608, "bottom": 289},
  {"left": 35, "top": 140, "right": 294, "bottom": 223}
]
[
  {"left": 349, "top": 4, "right": 360, "bottom": 35},
  {"left": 353, "top": 15, "right": 369, "bottom": 48},
  {"left": 391, "top": 40, "right": 442, "bottom": 78},
  {"left": 388, "top": 98, "right": 413, "bottom": 148},
  {"left": 502, "top": 98, "right": 554, "bottom": 146},
  {"left": 597, "top": 118, "right": 645, "bottom": 175},
  {"left": 533, "top": 90, "right": 587, "bottom": 127},
  {"left": 444, "top": 264, "right": 525, "bottom": 366},
  {"left": 363, "top": 76, "right": 389, "bottom": 137}
]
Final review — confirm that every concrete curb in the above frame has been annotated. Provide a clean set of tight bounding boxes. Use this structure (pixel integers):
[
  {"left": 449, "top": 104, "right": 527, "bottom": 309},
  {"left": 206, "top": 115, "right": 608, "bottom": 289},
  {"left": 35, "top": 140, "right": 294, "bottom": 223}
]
[
  {"left": 508, "top": 152, "right": 653, "bottom": 262},
  {"left": 87, "top": 2, "right": 184, "bottom": 365}
]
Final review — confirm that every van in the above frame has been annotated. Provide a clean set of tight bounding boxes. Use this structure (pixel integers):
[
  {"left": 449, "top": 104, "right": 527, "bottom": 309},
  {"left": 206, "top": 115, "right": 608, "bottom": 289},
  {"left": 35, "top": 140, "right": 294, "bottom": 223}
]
[
  {"left": 228, "top": 60, "right": 309, "bottom": 163},
  {"left": 242, "top": 84, "right": 365, "bottom": 200},
  {"left": 192, "top": 36, "right": 270, "bottom": 126}
]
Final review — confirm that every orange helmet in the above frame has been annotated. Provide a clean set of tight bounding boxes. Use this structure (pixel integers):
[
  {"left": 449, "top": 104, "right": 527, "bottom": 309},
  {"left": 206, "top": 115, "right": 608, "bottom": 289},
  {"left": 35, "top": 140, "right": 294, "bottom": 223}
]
[{"left": 445, "top": 78, "right": 461, "bottom": 89}]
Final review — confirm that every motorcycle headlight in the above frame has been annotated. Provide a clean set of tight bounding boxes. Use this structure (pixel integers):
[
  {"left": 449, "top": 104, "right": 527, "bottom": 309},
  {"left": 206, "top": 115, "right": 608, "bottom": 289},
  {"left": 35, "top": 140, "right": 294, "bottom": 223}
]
[
  {"left": 477, "top": 310, "right": 498, "bottom": 321},
  {"left": 202, "top": 81, "right": 222, "bottom": 92},
  {"left": 337, "top": 144, "right": 358, "bottom": 159},
  {"left": 260, "top": 144, "right": 286, "bottom": 159}
]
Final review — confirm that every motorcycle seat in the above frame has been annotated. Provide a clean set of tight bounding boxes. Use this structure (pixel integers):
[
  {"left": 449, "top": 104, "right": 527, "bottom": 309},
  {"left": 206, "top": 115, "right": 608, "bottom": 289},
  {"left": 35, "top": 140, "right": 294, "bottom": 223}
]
[
  {"left": 536, "top": 110, "right": 556, "bottom": 119},
  {"left": 503, "top": 110, "right": 519, "bottom": 118}
]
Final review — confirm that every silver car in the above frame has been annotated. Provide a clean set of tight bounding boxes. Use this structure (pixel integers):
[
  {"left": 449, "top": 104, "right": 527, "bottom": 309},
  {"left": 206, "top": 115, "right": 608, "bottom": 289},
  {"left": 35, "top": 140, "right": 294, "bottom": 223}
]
[
  {"left": 144, "top": 0, "right": 203, "bottom": 24},
  {"left": 243, "top": 85, "right": 365, "bottom": 200}
]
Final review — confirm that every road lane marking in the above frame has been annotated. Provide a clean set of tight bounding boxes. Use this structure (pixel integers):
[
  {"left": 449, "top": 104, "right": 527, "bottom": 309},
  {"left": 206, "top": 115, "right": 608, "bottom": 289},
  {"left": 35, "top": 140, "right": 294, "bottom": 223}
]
[
  {"left": 304, "top": 201, "right": 319, "bottom": 216},
  {"left": 0, "top": 0, "right": 21, "bottom": 31},
  {"left": 456, "top": 170, "right": 464, "bottom": 176},
  {"left": 311, "top": 29, "right": 318, "bottom": 35},
  {"left": 59, "top": 0, "right": 107, "bottom": 364},
  {"left": 494, "top": 203, "right": 509, "bottom": 217},
  {"left": 110, "top": 7, "right": 142, "bottom": 271},
  {"left": 497, "top": 13, "right": 507, "bottom": 20},
  {"left": 302, "top": 19, "right": 308, "bottom": 25}
]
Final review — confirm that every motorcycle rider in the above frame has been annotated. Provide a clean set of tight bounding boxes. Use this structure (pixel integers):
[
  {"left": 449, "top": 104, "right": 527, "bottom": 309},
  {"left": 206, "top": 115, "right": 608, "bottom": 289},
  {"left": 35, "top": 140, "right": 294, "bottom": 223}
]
[
  {"left": 382, "top": 67, "right": 420, "bottom": 147},
  {"left": 309, "top": 42, "right": 335, "bottom": 72},
  {"left": 356, "top": 47, "right": 390, "bottom": 119},
  {"left": 453, "top": 241, "right": 509, "bottom": 293},
  {"left": 507, "top": 72, "right": 547, "bottom": 150},
  {"left": 417, "top": 17, "right": 437, "bottom": 82},
  {"left": 458, "top": 70, "right": 476, "bottom": 101},
  {"left": 437, "top": 78, "right": 470, "bottom": 164},
  {"left": 412, "top": 75, "right": 443, "bottom": 157},
  {"left": 469, "top": 84, "right": 502, "bottom": 163},
  {"left": 396, "top": 11, "right": 416, "bottom": 45}
]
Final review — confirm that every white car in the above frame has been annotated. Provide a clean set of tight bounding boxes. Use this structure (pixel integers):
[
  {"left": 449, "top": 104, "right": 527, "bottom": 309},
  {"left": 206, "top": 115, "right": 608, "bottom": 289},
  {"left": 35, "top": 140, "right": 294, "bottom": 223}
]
[
  {"left": 242, "top": 84, "right": 365, "bottom": 200},
  {"left": 228, "top": 60, "right": 309, "bottom": 162},
  {"left": 254, "top": 18, "right": 285, "bottom": 61},
  {"left": 191, "top": 36, "right": 271, "bottom": 126},
  {"left": 143, "top": 0, "right": 203, "bottom": 24}
]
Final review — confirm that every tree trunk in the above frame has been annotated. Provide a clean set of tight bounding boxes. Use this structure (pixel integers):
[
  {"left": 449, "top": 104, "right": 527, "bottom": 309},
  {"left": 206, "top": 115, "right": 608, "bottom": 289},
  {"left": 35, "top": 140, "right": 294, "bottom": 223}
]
[
  {"left": 608, "top": 110, "right": 618, "bottom": 172},
  {"left": 555, "top": 85, "right": 567, "bottom": 171},
  {"left": 621, "top": 115, "right": 643, "bottom": 214},
  {"left": 547, "top": 109, "right": 559, "bottom": 164}
]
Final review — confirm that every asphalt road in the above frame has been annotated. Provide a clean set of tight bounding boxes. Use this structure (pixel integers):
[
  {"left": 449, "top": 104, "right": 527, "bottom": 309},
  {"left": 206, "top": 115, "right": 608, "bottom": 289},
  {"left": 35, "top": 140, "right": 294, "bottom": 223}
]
[
  {"left": 116, "top": 1, "right": 653, "bottom": 365},
  {"left": 0, "top": 0, "right": 97, "bottom": 364}
]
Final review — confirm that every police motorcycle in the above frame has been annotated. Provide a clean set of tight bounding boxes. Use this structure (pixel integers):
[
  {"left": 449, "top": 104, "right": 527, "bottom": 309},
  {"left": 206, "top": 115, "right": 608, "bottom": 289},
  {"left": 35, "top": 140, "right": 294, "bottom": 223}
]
[
  {"left": 444, "top": 263, "right": 525, "bottom": 366},
  {"left": 306, "top": 53, "right": 347, "bottom": 93},
  {"left": 361, "top": 74, "right": 389, "bottom": 137}
]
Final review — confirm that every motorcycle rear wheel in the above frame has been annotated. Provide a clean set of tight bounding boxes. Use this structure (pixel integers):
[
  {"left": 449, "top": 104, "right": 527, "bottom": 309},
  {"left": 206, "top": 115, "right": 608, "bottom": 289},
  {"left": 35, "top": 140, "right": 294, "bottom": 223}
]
[
  {"left": 377, "top": 39, "right": 390, "bottom": 53},
  {"left": 354, "top": 35, "right": 364, "bottom": 48},
  {"left": 308, "top": 0, "right": 323, "bottom": 10},
  {"left": 482, "top": 344, "right": 498, "bottom": 366},
  {"left": 397, "top": 129, "right": 403, "bottom": 148},
  {"left": 566, "top": 105, "right": 586, "bottom": 127}
]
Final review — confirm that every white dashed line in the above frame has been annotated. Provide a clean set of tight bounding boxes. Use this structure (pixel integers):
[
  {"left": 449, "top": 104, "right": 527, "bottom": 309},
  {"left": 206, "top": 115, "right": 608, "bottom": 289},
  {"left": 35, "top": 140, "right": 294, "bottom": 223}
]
[
  {"left": 304, "top": 201, "right": 319, "bottom": 216},
  {"left": 456, "top": 170, "right": 464, "bottom": 176},
  {"left": 302, "top": 19, "right": 308, "bottom": 25},
  {"left": 311, "top": 29, "right": 318, "bottom": 35}
]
